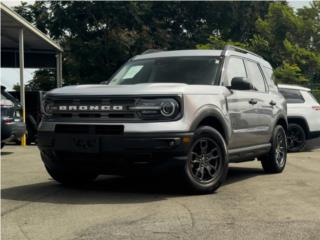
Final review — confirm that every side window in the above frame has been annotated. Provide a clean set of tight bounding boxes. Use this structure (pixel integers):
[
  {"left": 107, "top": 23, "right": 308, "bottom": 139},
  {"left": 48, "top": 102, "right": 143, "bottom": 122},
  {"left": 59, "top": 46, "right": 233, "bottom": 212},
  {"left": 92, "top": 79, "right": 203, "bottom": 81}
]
[
  {"left": 279, "top": 89, "right": 305, "bottom": 103},
  {"left": 245, "top": 61, "right": 266, "bottom": 92},
  {"left": 225, "top": 57, "right": 247, "bottom": 86}
]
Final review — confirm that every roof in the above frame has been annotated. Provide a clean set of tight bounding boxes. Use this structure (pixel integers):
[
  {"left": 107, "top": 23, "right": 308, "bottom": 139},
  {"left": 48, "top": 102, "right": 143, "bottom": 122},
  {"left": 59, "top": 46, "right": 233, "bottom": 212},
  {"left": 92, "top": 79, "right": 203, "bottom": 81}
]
[
  {"left": 0, "top": 2, "right": 62, "bottom": 52},
  {"left": 134, "top": 50, "right": 223, "bottom": 60},
  {"left": 134, "top": 49, "right": 272, "bottom": 68},
  {"left": 278, "top": 84, "right": 311, "bottom": 92}
]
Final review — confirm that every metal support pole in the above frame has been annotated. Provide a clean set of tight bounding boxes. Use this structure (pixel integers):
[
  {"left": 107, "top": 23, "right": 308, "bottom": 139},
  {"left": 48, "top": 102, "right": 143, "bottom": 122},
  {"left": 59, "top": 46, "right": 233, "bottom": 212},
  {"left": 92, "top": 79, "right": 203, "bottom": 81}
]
[
  {"left": 19, "top": 28, "right": 26, "bottom": 146},
  {"left": 59, "top": 52, "right": 63, "bottom": 86},
  {"left": 56, "top": 52, "right": 63, "bottom": 87}
]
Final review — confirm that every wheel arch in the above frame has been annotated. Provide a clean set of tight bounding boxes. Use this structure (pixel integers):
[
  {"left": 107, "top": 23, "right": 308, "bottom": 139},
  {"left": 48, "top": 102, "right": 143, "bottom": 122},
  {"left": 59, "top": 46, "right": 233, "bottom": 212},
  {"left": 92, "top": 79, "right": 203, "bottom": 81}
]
[
  {"left": 287, "top": 116, "right": 310, "bottom": 138},
  {"left": 190, "top": 106, "right": 231, "bottom": 144},
  {"left": 275, "top": 115, "right": 288, "bottom": 132}
]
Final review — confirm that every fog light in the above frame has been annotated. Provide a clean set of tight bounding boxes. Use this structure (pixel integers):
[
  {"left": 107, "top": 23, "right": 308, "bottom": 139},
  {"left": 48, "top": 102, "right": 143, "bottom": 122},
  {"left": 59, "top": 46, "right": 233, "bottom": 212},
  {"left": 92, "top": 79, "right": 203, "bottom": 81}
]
[{"left": 182, "top": 136, "right": 191, "bottom": 144}]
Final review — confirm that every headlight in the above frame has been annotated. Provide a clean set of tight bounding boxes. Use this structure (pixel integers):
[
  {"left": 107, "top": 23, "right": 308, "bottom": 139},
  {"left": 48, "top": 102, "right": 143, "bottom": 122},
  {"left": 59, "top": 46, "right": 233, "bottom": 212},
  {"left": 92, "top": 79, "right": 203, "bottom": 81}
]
[
  {"left": 130, "top": 98, "right": 181, "bottom": 120},
  {"left": 42, "top": 100, "right": 54, "bottom": 116},
  {"left": 160, "top": 101, "right": 176, "bottom": 117}
]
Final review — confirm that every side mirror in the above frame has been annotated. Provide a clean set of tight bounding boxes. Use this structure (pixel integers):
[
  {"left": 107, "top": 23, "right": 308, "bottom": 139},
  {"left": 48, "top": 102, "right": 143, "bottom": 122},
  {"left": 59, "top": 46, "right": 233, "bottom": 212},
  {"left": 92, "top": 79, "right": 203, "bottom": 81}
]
[{"left": 230, "top": 77, "right": 253, "bottom": 90}]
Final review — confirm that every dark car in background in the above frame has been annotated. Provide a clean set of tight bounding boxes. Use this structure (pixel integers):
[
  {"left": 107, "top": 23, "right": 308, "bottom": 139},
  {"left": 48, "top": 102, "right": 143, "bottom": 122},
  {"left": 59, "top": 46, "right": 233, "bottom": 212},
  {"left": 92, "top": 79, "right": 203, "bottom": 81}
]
[
  {"left": 9, "top": 90, "right": 44, "bottom": 144},
  {"left": 1, "top": 86, "right": 26, "bottom": 148}
]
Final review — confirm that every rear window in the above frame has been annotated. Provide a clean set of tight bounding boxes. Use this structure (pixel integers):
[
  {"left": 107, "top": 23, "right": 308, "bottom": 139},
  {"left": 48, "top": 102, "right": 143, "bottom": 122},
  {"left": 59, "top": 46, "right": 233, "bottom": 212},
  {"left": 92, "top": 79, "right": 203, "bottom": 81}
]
[
  {"left": 307, "top": 91, "right": 319, "bottom": 104},
  {"left": 279, "top": 88, "right": 305, "bottom": 103}
]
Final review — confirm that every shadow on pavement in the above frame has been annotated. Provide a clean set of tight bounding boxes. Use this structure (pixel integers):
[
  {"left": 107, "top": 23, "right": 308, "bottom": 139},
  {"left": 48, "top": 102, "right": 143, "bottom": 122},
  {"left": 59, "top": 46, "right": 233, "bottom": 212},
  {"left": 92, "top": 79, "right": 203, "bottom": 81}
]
[
  {"left": 305, "top": 137, "right": 320, "bottom": 151},
  {"left": 1, "top": 166, "right": 263, "bottom": 207},
  {"left": 0, "top": 151, "right": 13, "bottom": 156}
]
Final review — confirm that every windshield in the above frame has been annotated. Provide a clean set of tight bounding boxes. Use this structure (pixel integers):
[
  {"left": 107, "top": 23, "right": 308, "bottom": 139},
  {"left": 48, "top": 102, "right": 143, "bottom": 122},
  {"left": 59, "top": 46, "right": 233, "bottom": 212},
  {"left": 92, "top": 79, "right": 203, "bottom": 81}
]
[{"left": 109, "top": 57, "right": 221, "bottom": 85}]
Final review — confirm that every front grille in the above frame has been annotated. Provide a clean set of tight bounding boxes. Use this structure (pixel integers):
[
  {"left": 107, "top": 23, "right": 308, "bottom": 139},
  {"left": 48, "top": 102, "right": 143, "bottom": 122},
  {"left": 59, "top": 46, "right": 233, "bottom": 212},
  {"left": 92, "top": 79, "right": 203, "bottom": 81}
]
[
  {"left": 55, "top": 124, "right": 124, "bottom": 135},
  {"left": 47, "top": 96, "right": 138, "bottom": 121}
]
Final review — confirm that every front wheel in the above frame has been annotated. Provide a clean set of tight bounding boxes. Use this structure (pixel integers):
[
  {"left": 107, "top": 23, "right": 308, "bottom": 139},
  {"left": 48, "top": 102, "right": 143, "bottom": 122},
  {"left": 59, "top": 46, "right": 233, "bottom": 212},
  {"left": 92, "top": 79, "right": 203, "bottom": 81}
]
[
  {"left": 45, "top": 166, "right": 98, "bottom": 186},
  {"left": 183, "top": 126, "right": 228, "bottom": 194},
  {"left": 260, "top": 125, "right": 287, "bottom": 173}
]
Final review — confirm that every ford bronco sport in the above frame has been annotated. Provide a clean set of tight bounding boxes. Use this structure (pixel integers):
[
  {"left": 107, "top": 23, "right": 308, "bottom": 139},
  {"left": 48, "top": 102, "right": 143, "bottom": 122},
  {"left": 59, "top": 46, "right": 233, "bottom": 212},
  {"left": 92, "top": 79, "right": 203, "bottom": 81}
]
[{"left": 38, "top": 45, "right": 288, "bottom": 193}]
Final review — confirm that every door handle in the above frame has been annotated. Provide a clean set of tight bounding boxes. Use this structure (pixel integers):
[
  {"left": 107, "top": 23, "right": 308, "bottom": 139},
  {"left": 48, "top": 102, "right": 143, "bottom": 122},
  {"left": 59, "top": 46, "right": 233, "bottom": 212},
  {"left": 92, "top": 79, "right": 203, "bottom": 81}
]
[
  {"left": 249, "top": 99, "right": 258, "bottom": 105},
  {"left": 270, "top": 100, "right": 276, "bottom": 106}
]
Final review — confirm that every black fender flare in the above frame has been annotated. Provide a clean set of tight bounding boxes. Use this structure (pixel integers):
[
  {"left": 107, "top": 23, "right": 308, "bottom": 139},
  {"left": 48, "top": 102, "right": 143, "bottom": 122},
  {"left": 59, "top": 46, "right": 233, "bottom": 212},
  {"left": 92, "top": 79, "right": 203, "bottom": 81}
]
[
  {"left": 274, "top": 113, "right": 288, "bottom": 131},
  {"left": 190, "top": 105, "right": 231, "bottom": 144}
]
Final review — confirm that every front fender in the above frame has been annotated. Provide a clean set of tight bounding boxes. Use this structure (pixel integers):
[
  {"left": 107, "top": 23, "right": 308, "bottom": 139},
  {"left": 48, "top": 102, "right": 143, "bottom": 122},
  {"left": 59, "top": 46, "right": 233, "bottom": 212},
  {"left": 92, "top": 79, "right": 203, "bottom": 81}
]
[{"left": 190, "top": 105, "right": 231, "bottom": 144}]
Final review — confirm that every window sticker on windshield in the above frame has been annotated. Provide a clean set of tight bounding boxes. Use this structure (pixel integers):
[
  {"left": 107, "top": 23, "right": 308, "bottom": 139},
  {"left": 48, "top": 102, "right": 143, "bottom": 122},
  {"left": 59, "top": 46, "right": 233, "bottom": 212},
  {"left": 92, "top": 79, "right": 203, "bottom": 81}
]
[{"left": 123, "top": 65, "right": 143, "bottom": 79}]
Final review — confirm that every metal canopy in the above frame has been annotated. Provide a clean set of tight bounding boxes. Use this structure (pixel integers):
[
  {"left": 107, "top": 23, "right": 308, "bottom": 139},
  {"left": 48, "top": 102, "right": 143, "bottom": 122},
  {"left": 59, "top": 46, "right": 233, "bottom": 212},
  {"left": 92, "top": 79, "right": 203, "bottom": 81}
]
[
  {"left": 1, "top": 2, "right": 62, "bottom": 68},
  {"left": 1, "top": 2, "right": 63, "bottom": 146}
]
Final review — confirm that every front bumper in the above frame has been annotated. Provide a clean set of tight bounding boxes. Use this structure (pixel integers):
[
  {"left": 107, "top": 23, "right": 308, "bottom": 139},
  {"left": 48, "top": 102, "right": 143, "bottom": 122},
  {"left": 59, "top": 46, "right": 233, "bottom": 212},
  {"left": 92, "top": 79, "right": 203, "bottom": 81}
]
[{"left": 38, "top": 131, "right": 193, "bottom": 172}]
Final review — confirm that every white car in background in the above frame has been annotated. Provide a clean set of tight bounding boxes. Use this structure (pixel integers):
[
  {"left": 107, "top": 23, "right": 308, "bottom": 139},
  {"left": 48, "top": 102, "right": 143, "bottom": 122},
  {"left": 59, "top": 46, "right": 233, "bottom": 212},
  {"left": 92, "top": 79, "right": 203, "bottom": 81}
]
[{"left": 278, "top": 84, "right": 320, "bottom": 152}]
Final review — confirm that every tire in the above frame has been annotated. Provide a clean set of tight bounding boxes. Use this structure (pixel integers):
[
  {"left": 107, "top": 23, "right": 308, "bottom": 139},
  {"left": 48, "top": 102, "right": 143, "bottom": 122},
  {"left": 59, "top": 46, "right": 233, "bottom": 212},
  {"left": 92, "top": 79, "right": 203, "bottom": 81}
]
[
  {"left": 183, "top": 126, "right": 228, "bottom": 194},
  {"left": 287, "top": 123, "right": 306, "bottom": 152},
  {"left": 261, "top": 125, "right": 287, "bottom": 173},
  {"left": 42, "top": 152, "right": 98, "bottom": 186},
  {"left": 45, "top": 166, "right": 98, "bottom": 186}
]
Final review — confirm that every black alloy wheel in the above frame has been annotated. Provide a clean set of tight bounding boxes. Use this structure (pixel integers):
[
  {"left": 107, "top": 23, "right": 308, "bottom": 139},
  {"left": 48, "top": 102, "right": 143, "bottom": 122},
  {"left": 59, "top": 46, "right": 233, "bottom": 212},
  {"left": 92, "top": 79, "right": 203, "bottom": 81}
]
[
  {"left": 184, "top": 126, "right": 228, "bottom": 194},
  {"left": 287, "top": 123, "right": 306, "bottom": 152},
  {"left": 261, "top": 125, "right": 287, "bottom": 173},
  {"left": 274, "top": 129, "right": 287, "bottom": 169},
  {"left": 188, "top": 138, "right": 223, "bottom": 184}
]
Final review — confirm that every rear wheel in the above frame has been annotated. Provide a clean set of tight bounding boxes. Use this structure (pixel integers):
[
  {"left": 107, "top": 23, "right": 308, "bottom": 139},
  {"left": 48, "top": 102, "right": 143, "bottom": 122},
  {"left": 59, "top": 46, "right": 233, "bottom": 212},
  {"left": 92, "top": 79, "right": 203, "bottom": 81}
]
[
  {"left": 261, "top": 125, "right": 287, "bottom": 173},
  {"left": 287, "top": 123, "right": 306, "bottom": 152},
  {"left": 183, "top": 126, "right": 228, "bottom": 194}
]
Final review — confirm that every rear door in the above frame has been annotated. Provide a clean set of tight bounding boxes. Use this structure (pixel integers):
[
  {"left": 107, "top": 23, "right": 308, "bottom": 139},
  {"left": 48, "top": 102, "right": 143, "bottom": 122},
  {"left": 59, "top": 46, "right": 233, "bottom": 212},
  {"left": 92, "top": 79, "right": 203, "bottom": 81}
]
[{"left": 244, "top": 60, "right": 274, "bottom": 145}]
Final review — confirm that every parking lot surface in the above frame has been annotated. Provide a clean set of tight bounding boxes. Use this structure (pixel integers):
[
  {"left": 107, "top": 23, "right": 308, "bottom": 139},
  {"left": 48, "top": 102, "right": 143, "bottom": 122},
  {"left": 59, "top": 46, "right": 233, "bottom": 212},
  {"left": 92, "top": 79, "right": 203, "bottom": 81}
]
[{"left": 1, "top": 140, "right": 320, "bottom": 240}]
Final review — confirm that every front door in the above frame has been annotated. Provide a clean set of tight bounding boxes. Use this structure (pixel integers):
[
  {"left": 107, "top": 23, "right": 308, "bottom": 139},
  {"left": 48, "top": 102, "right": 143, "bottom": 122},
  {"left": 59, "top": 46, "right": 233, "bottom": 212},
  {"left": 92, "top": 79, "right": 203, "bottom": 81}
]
[{"left": 223, "top": 56, "right": 260, "bottom": 149}]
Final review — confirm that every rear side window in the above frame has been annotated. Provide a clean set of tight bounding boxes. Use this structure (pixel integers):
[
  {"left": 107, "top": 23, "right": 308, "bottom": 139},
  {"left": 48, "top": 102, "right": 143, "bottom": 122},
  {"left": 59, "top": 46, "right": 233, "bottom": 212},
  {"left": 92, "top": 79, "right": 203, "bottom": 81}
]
[
  {"left": 225, "top": 57, "right": 247, "bottom": 85},
  {"left": 262, "top": 67, "right": 276, "bottom": 87},
  {"left": 279, "top": 88, "right": 305, "bottom": 103},
  {"left": 306, "top": 91, "right": 319, "bottom": 104},
  {"left": 245, "top": 60, "right": 266, "bottom": 92}
]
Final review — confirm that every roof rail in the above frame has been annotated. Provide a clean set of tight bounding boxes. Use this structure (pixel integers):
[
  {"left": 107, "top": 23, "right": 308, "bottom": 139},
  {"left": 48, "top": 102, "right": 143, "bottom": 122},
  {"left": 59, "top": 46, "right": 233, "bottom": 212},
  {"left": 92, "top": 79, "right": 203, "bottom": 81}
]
[
  {"left": 221, "top": 45, "right": 262, "bottom": 58},
  {"left": 142, "top": 49, "right": 163, "bottom": 55}
]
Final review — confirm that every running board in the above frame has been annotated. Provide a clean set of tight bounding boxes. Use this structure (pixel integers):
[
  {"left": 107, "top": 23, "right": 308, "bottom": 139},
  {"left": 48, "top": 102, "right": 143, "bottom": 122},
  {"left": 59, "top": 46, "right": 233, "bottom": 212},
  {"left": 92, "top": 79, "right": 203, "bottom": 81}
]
[{"left": 228, "top": 143, "right": 271, "bottom": 163}]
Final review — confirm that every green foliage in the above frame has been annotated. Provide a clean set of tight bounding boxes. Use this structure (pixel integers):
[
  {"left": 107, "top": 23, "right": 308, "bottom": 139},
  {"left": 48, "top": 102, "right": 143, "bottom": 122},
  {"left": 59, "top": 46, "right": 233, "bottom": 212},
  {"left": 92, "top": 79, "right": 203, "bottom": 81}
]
[
  {"left": 12, "top": 69, "right": 56, "bottom": 91},
  {"left": 14, "top": 1, "right": 271, "bottom": 88},
  {"left": 273, "top": 63, "right": 307, "bottom": 84},
  {"left": 197, "top": 2, "right": 320, "bottom": 86},
  {"left": 14, "top": 1, "right": 320, "bottom": 89},
  {"left": 26, "top": 69, "right": 56, "bottom": 91},
  {"left": 312, "top": 88, "right": 320, "bottom": 101},
  {"left": 12, "top": 84, "right": 22, "bottom": 92}
]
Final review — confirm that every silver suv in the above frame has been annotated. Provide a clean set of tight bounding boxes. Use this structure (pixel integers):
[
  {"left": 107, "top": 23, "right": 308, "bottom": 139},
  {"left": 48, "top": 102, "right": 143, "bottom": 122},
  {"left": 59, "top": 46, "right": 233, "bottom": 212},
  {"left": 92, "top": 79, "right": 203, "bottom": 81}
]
[{"left": 38, "top": 45, "right": 288, "bottom": 193}]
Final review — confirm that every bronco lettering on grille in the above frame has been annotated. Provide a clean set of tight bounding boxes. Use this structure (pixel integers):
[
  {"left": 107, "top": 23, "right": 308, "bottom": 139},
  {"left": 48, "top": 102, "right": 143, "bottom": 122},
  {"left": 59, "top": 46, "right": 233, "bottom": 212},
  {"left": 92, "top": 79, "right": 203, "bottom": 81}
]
[{"left": 57, "top": 105, "right": 124, "bottom": 111}]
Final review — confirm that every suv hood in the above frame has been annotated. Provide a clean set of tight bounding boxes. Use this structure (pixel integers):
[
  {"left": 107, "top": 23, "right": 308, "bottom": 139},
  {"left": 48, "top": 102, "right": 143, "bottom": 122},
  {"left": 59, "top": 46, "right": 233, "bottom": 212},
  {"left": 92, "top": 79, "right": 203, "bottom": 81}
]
[{"left": 47, "top": 83, "right": 228, "bottom": 97}]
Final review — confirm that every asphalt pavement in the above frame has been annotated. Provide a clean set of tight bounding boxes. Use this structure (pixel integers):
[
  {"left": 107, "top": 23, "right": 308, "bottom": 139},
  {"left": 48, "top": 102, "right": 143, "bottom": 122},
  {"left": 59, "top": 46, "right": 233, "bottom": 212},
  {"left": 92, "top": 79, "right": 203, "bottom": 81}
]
[{"left": 1, "top": 138, "right": 320, "bottom": 240}]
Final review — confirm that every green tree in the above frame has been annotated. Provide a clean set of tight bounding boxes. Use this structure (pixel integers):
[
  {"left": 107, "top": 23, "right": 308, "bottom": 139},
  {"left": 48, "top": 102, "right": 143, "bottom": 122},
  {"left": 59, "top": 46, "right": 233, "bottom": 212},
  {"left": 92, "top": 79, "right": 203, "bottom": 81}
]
[
  {"left": 197, "top": 2, "right": 320, "bottom": 87},
  {"left": 15, "top": 1, "right": 270, "bottom": 87},
  {"left": 26, "top": 69, "right": 56, "bottom": 91}
]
